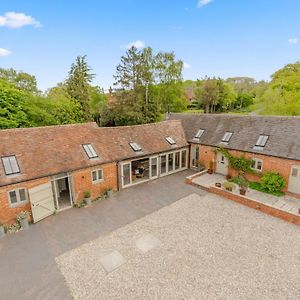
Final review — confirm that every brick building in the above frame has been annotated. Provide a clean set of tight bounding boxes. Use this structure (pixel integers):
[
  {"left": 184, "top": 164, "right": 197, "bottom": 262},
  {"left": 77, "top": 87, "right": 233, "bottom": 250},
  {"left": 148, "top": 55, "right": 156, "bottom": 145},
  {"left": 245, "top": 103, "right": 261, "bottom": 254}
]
[
  {"left": 170, "top": 113, "right": 300, "bottom": 198},
  {"left": 0, "top": 120, "right": 188, "bottom": 224},
  {"left": 1, "top": 114, "right": 300, "bottom": 225}
]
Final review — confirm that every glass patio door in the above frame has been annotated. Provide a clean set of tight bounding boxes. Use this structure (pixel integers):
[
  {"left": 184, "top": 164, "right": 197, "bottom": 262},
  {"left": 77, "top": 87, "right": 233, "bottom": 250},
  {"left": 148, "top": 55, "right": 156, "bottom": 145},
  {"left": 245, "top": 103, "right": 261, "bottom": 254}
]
[
  {"left": 150, "top": 156, "right": 158, "bottom": 179},
  {"left": 121, "top": 162, "right": 131, "bottom": 187}
]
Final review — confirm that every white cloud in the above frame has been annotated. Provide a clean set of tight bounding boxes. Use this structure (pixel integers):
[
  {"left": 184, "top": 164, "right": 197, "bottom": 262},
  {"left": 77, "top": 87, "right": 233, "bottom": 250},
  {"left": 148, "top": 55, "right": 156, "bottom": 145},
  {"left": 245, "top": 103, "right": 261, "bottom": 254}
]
[
  {"left": 0, "top": 12, "right": 41, "bottom": 29},
  {"left": 0, "top": 48, "right": 11, "bottom": 56},
  {"left": 183, "top": 62, "right": 191, "bottom": 69},
  {"left": 126, "top": 40, "right": 145, "bottom": 49},
  {"left": 197, "top": 0, "right": 213, "bottom": 8},
  {"left": 288, "top": 37, "right": 298, "bottom": 45}
]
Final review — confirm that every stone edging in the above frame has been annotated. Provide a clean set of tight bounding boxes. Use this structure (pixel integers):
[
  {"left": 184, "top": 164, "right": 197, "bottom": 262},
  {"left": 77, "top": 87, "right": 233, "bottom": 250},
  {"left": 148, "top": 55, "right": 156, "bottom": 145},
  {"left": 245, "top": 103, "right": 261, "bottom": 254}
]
[{"left": 210, "top": 186, "right": 300, "bottom": 226}]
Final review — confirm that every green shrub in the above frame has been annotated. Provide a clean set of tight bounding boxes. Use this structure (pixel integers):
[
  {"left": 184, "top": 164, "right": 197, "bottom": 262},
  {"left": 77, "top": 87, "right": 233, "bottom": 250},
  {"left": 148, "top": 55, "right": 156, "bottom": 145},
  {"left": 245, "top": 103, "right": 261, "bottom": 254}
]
[
  {"left": 83, "top": 190, "right": 91, "bottom": 198},
  {"left": 260, "top": 172, "right": 286, "bottom": 193}
]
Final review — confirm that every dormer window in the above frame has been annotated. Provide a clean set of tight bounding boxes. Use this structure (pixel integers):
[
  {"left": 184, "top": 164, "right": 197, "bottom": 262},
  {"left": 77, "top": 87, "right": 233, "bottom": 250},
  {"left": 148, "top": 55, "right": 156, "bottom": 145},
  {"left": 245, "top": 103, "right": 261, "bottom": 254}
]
[
  {"left": 129, "top": 142, "right": 142, "bottom": 152},
  {"left": 2, "top": 155, "right": 20, "bottom": 175},
  {"left": 194, "top": 129, "right": 205, "bottom": 139},
  {"left": 82, "top": 144, "right": 98, "bottom": 159},
  {"left": 254, "top": 135, "right": 269, "bottom": 150},
  {"left": 221, "top": 132, "right": 233, "bottom": 143},
  {"left": 165, "top": 137, "right": 176, "bottom": 145}
]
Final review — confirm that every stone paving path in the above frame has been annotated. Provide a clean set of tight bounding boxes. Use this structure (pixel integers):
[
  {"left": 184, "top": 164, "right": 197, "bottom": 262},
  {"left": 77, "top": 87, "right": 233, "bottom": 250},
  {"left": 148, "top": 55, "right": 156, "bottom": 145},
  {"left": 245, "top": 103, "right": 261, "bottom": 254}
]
[{"left": 192, "top": 173, "right": 300, "bottom": 216}]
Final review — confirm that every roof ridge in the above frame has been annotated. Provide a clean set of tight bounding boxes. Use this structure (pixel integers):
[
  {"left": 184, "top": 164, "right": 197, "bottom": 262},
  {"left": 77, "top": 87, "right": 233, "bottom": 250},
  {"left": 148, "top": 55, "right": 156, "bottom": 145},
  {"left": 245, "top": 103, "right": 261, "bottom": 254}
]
[{"left": 170, "top": 112, "right": 300, "bottom": 119}]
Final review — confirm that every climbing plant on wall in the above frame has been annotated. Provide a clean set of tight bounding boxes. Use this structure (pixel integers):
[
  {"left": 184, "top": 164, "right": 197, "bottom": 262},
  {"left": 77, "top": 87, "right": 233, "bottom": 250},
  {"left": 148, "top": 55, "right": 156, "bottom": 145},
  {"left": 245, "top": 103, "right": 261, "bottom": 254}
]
[{"left": 215, "top": 147, "right": 255, "bottom": 174}]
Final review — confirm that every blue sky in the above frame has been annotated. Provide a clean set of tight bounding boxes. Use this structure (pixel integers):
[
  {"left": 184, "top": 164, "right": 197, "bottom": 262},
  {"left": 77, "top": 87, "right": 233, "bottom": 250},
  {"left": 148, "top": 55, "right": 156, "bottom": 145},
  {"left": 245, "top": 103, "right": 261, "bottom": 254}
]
[{"left": 0, "top": 0, "right": 299, "bottom": 91}]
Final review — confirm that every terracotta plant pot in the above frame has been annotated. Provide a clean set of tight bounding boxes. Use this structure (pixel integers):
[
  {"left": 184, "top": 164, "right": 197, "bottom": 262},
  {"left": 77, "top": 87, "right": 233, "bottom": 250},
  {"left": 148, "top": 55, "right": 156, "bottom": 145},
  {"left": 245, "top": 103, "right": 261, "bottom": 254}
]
[{"left": 239, "top": 189, "right": 246, "bottom": 196}]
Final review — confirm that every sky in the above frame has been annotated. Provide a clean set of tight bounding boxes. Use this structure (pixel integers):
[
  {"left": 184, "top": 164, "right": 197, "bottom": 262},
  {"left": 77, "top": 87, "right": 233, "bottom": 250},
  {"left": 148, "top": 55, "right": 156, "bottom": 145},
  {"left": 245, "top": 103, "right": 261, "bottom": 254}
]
[{"left": 0, "top": 0, "right": 300, "bottom": 92}]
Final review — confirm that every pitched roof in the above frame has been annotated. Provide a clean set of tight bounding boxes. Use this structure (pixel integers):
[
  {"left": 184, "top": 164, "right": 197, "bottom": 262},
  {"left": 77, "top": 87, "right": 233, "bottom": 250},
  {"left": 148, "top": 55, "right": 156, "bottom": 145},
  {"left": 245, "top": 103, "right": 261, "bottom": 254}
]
[
  {"left": 169, "top": 113, "right": 300, "bottom": 161},
  {"left": 97, "top": 120, "right": 187, "bottom": 162},
  {"left": 0, "top": 120, "right": 187, "bottom": 186}
]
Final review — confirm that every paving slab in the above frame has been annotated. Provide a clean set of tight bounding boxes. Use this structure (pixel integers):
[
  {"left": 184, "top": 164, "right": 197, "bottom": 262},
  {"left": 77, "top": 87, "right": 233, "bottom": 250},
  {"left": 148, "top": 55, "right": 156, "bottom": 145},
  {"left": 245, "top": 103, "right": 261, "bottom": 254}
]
[
  {"left": 99, "top": 250, "right": 126, "bottom": 273},
  {"left": 136, "top": 234, "right": 161, "bottom": 253}
]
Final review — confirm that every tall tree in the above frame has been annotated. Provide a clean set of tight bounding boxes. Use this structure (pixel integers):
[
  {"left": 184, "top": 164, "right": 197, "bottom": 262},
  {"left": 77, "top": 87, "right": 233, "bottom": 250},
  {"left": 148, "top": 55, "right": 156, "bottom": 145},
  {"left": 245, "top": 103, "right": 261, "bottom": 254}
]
[
  {"left": 0, "top": 68, "right": 38, "bottom": 94},
  {"left": 154, "top": 51, "right": 184, "bottom": 113},
  {"left": 66, "top": 55, "right": 94, "bottom": 119},
  {"left": 114, "top": 46, "right": 153, "bottom": 94}
]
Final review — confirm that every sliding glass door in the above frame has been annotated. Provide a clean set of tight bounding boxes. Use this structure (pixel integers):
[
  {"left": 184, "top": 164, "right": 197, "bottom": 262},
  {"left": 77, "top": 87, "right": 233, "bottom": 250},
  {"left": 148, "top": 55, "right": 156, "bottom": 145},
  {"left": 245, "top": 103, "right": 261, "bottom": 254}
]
[
  {"left": 150, "top": 156, "right": 158, "bottom": 178},
  {"left": 121, "top": 162, "right": 131, "bottom": 187}
]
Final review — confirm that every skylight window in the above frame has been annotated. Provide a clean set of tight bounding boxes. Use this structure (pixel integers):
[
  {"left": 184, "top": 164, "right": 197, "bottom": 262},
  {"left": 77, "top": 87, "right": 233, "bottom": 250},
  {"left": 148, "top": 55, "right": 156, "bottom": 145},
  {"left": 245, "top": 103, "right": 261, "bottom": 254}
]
[
  {"left": 166, "top": 136, "right": 176, "bottom": 145},
  {"left": 194, "top": 129, "right": 205, "bottom": 139},
  {"left": 129, "top": 142, "right": 142, "bottom": 152},
  {"left": 222, "top": 132, "right": 233, "bottom": 143},
  {"left": 82, "top": 144, "right": 98, "bottom": 159},
  {"left": 255, "top": 135, "right": 269, "bottom": 148},
  {"left": 2, "top": 156, "right": 20, "bottom": 175}
]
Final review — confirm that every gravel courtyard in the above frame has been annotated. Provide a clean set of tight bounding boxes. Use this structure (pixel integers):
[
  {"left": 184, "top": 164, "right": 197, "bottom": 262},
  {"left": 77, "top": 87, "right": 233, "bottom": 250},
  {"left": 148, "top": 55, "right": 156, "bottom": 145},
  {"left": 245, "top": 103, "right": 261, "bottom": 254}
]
[{"left": 56, "top": 193, "right": 300, "bottom": 300}]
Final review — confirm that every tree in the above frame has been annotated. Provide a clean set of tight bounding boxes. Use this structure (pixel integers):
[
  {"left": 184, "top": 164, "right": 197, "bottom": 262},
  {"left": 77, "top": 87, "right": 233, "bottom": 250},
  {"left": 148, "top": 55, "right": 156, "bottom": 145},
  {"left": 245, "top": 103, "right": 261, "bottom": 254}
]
[
  {"left": 0, "top": 68, "right": 38, "bottom": 94},
  {"left": 65, "top": 55, "right": 95, "bottom": 119},
  {"left": 114, "top": 46, "right": 153, "bottom": 93},
  {"left": 258, "top": 62, "right": 300, "bottom": 115},
  {"left": 153, "top": 51, "right": 184, "bottom": 113},
  {"left": 89, "top": 86, "right": 107, "bottom": 125},
  {"left": 0, "top": 80, "right": 30, "bottom": 128}
]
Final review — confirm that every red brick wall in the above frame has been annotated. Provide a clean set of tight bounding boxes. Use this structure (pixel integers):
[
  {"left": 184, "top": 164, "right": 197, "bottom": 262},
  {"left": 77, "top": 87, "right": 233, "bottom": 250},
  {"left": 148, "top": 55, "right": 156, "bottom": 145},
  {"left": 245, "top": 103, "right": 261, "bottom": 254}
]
[
  {"left": 0, "top": 162, "right": 118, "bottom": 225},
  {"left": 72, "top": 162, "right": 118, "bottom": 203},
  {"left": 191, "top": 143, "right": 300, "bottom": 194},
  {"left": 210, "top": 186, "right": 300, "bottom": 226},
  {"left": 0, "top": 177, "right": 49, "bottom": 225}
]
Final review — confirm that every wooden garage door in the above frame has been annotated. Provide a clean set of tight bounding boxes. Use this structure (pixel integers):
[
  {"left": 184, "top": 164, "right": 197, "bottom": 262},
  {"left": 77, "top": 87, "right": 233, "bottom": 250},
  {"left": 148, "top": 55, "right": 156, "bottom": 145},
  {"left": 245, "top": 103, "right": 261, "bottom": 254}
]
[{"left": 29, "top": 182, "right": 55, "bottom": 223}]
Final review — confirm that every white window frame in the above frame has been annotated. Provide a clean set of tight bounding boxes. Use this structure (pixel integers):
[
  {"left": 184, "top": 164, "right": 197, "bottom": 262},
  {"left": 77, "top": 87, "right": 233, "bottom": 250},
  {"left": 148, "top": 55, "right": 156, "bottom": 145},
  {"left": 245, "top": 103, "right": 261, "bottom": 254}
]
[
  {"left": 91, "top": 169, "right": 104, "bottom": 183},
  {"left": 8, "top": 188, "right": 28, "bottom": 207},
  {"left": 251, "top": 158, "right": 263, "bottom": 172}
]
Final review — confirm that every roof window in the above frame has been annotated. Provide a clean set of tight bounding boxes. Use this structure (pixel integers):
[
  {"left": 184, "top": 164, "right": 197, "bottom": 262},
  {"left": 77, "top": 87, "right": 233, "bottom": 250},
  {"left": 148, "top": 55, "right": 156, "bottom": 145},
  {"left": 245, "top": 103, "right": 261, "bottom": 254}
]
[
  {"left": 166, "top": 136, "right": 176, "bottom": 145},
  {"left": 129, "top": 142, "right": 142, "bottom": 152},
  {"left": 82, "top": 144, "right": 98, "bottom": 159},
  {"left": 221, "top": 132, "right": 233, "bottom": 143},
  {"left": 194, "top": 129, "right": 205, "bottom": 139},
  {"left": 2, "top": 156, "right": 20, "bottom": 175}
]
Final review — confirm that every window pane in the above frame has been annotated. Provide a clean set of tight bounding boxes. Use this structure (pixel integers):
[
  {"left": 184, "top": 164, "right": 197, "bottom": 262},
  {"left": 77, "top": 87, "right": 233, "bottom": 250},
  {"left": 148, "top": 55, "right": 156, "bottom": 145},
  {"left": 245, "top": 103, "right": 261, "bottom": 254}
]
[
  {"left": 9, "top": 191, "right": 18, "bottom": 204},
  {"left": 92, "top": 171, "right": 97, "bottom": 181},
  {"left": 175, "top": 152, "right": 180, "bottom": 170},
  {"left": 292, "top": 168, "right": 298, "bottom": 177},
  {"left": 181, "top": 150, "right": 187, "bottom": 168},
  {"left": 257, "top": 161, "right": 262, "bottom": 170},
  {"left": 168, "top": 153, "right": 174, "bottom": 172},
  {"left": 160, "top": 155, "right": 167, "bottom": 174},
  {"left": 98, "top": 170, "right": 103, "bottom": 180},
  {"left": 251, "top": 160, "right": 256, "bottom": 168},
  {"left": 19, "top": 189, "right": 27, "bottom": 202}
]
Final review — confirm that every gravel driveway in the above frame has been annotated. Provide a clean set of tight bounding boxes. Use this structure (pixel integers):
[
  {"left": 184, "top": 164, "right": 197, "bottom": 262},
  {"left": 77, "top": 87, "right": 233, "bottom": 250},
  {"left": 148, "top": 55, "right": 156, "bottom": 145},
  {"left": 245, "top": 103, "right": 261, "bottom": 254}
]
[{"left": 56, "top": 193, "right": 300, "bottom": 300}]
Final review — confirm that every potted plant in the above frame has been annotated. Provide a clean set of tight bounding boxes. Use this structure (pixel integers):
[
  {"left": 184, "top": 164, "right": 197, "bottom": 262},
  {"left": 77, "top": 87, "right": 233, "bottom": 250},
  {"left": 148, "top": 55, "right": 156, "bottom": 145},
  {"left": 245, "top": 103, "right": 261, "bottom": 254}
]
[
  {"left": 208, "top": 161, "right": 214, "bottom": 174},
  {"left": 84, "top": 190, "right": 92, "bottom": 206},
  {"left": 0, "top": 221, "right": 5, "bottom": 238},
  {"left": 17, "top": 211, "right": 30, "bottom": 230},
  {"left": 222, "top": 181, "right": 236, "bottom": 192},
  {"left": 237, "top": 176, "right": 249, "bottom": 196},
  {"left": 105, "top": 187, "right": 113, "bottom": 198}
]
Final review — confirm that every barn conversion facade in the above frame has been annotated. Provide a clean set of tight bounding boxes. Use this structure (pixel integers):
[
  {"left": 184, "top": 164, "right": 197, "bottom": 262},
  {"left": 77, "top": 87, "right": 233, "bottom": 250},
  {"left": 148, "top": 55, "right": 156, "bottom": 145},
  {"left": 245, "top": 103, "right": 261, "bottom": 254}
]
[{"left": 1, "top": 114, "right": 300, "bottom": 225}]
